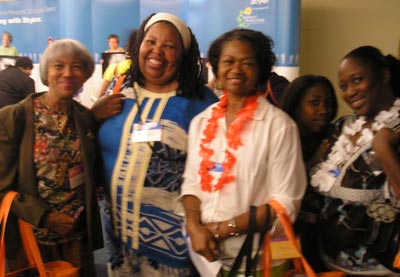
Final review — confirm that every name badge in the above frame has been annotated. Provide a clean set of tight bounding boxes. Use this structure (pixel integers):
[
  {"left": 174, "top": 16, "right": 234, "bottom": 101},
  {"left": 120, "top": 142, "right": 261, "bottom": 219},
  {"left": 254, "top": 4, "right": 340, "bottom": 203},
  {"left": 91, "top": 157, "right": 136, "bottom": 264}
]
[
  {"left": 69, "top": 164, "right": 85, "bottom": 189},
  {"left": 132, "top": 122, "right": 162, "bottom": 142},
  {"left": 209, "top": 162, "right": 224, "bottom": 172}
]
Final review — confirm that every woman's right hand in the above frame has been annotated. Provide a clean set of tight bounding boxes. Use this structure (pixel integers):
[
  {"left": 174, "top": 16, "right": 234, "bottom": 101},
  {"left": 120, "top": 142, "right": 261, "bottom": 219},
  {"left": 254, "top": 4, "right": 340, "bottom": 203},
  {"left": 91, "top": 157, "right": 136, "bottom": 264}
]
[
  {"left": 42, "top": 211, "right": 77, "bottom": 237},
  {"left": 373, "top": 128, "right": 400, "bottom": 197},
  {"left": 186, "top": 222, "right": 219, "bottom": 262}
]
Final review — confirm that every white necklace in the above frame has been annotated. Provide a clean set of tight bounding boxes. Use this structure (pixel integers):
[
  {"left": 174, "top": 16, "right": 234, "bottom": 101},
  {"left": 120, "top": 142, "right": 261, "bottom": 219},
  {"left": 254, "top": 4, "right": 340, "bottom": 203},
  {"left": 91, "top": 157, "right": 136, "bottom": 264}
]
[{"left": 311, "top": 98, "right": 400, "bottom": 192}]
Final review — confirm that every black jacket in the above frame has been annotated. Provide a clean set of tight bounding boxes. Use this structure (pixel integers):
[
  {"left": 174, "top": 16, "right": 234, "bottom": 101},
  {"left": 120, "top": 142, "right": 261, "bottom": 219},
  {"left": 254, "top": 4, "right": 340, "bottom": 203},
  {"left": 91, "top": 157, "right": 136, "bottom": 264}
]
[{"left": 0, "top": 66, "right": 35, "bottom": 108}]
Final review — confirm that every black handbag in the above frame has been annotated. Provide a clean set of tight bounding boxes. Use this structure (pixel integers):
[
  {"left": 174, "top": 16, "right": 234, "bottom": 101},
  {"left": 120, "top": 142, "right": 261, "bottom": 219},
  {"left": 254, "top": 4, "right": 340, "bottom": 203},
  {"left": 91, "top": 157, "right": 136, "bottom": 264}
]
[{"left": 365, "top": 203, "right": 400, "bottom": 272}]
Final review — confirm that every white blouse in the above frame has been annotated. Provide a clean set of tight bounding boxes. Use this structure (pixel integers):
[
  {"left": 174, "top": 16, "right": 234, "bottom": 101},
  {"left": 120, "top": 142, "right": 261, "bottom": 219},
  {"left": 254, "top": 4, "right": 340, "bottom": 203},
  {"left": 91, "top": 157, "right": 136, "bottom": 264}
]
[{"left": 181, "top": 96, "right": 307, "bottom": 223}]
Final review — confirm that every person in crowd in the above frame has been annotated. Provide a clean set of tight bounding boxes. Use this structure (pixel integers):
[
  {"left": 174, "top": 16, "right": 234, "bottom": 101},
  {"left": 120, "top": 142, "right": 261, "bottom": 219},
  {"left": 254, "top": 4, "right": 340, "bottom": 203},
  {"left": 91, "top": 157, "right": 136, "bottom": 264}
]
[
  {"left": 0, "top": 39, "right": 104, "bottom": 277},
  {"left": 310, "top": 45, "right": 400, "bottom": 275},
  {"left": 0, "top": 56, "right": 36, "bottom": 108},
  {"left": 0, "top": 31, "right": 19, "bottom": 56},
  {"left": 100, "top": 34, "right": 126, "bottom": 66},
  {"left": 180, "top": 28, "right": 307, "bottom": 276},
  {"left": 97, "top": 29, "right": 138, "bottom": 97},
  {"left": 280, "top": 74, "right": 338, "bottom": 171},
  {"left": 96, "top": 12, "right": 218, "bottom": 276},
  {"left": 104, "top": 34, "right": 126, "bottom": 53},
  {"left": 47, "top": 36, "right": 54, "bottom": 46},
  {"left": 279, "top": 74, "right": 338, "bottom": 271}
]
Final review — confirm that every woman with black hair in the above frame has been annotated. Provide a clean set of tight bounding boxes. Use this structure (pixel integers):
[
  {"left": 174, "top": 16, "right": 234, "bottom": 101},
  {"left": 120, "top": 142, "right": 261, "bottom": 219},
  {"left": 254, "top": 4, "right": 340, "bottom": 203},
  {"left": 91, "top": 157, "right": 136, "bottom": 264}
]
[
  {"left": 311, "top": 46, "right": 400, "bottom": 275},
  {"left": 280, "top": 74, "right": 338, "bottom": 171},
  {"left": 280, "top": 74, "right": 338, "bottom": 271},
  {"left": 96, "top": 12, "right": 218, "bottom": 276},
  {"left": 181, "top": 28, "right": 306, "bottom": 276}
]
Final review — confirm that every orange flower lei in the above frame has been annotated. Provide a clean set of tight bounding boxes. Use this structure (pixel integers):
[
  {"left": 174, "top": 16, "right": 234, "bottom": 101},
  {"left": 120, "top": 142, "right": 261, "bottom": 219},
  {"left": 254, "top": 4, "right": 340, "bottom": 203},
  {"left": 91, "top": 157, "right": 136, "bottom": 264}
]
[{"left": 199, "top": 92, "right": 260, "bottom": 192}]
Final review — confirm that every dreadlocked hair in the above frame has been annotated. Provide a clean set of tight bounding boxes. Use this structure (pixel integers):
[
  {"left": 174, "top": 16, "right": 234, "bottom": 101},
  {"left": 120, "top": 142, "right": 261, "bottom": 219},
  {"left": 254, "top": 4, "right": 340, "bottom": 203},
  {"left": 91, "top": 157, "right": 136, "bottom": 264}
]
[
  {"left": 177, "top": 27, "right": 205, "bottom": 99},
  {"left": 128, "top": 13, "right": 205, "bottom": 100}
]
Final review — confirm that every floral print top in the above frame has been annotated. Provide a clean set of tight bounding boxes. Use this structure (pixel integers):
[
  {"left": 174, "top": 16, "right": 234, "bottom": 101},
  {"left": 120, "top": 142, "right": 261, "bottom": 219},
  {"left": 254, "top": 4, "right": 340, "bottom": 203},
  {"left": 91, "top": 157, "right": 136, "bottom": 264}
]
[{"left": 32, "top": 97, "right": 85, "bottom": 245}]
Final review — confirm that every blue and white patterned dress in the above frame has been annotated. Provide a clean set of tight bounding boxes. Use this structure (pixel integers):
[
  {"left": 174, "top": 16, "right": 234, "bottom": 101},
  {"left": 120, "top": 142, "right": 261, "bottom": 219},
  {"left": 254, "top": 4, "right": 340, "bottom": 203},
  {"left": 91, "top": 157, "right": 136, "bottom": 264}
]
[{"left": 99, "top": 82, "right": 217, "bottom": 275}]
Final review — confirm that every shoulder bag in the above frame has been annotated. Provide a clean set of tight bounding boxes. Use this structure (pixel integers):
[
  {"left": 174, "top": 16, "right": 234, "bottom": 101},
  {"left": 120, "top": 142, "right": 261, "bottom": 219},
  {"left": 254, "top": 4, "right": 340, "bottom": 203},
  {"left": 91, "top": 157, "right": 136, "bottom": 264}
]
[
  {"left": 0, "top": 191, "right": 79, "bottom": 277},
  {"left": 227, "top": 201, "right": 345, "bottom": 277},
  {"left": 265, "top": 200, "right": 346, "bottom": 277}
]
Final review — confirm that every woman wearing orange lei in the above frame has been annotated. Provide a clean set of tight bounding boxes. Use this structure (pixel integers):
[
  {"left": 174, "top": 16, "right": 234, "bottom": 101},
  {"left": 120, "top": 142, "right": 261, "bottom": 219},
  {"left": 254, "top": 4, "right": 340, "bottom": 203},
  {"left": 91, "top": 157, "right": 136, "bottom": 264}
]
[{"left": 180, "top": 29, "right": 307, "bottom": 276}]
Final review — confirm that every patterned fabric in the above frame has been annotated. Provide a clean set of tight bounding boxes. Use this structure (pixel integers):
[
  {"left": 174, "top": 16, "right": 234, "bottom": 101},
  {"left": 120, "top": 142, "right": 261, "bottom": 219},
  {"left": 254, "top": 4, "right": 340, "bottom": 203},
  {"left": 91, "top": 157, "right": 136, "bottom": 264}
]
[
  {"left": 32, "top": 97, "right": 85, "bottom": 245},
  {"left": 116, "top": 248, "right": 194, "bottom": 277},
  {"left": 314, "top": 115, "right": 400, "bottom": 275},
  {"left": 98, "top": 83, "right": 217, "bottom": 273}
]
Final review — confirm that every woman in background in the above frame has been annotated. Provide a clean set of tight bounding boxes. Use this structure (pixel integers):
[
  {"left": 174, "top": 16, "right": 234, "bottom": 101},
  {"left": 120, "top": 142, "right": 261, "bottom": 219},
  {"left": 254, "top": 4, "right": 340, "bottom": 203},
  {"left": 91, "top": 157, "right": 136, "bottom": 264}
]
[
  {"left": 97, "top": 29, "right": 138, "bottom": 97},
  {"left": 280, "top": 74, "right": 338, "bottom": 271},
  {"left": 280, "top": 74, "right": 338, "bottom": 171}
]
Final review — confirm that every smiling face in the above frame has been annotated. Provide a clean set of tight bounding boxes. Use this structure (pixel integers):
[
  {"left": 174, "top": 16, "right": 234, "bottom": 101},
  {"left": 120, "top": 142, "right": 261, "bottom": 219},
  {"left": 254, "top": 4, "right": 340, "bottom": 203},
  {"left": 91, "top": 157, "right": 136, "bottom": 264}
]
[
  {"left": 47, "top": 55, "right": 87, "bottom": 100},
  {"left": 138, "top": 22, "right": 183, "bottom": 92},
  {"left": 296, "top": 84, "right": 334, "bottom": 135},
  {"left": 217, "top": 40, "right": 259, "bottom": 97},
  {"left": 339, "top": 57, "right": 393, "bottom": 119}
]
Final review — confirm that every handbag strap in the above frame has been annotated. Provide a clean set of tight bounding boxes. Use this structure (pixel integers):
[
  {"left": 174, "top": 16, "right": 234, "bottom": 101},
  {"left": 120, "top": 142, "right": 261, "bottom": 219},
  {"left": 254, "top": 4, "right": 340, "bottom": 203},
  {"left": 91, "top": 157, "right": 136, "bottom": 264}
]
[
  {"left": 247, "top": 204, "right": 271, "bottom": 275},
  {"left": 228, "top": 206, "right": 257, "bottom": 277},
  {"left": 18, "top": 220, "right": 48, "bottom": 276},
  {"left": 394, "top": 251, "right": 400, "bottom": 269},
  {"left": 245, "top": 206, "right": 256, "bottom": 275},
  {"left": 264, "top": 199, "right": 317, "bottom": 277},
  {"left": 0, "top": 191, "right": 19, "bottom": 275},
  {"left": 263, "top": 79, "right": 278, "bottom": 105},
  {"left": 0, "top": 191, "right": 47, "bottom": 277}
]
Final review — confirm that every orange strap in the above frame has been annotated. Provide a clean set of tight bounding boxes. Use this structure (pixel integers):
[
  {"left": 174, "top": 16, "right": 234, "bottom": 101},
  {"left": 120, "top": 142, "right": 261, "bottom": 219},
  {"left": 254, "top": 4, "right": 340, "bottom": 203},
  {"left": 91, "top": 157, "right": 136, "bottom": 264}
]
[
  {"left": 0, "top": 191, "right": 47, "bottom": 277},
  {"left": 264, "top": 200, "right": 317, "bottom": 277},
  {"left": 263, "top": 80, "right": 278, "bottom": 105},
  {"left": 0, "top": 191, "right": 19, "bottom": 275},
  {"left": 394, "top": 251, "right": 400, "bottom": 269},
  {"left": 112, "top": 74, "right": 127, "bottom": 94}
]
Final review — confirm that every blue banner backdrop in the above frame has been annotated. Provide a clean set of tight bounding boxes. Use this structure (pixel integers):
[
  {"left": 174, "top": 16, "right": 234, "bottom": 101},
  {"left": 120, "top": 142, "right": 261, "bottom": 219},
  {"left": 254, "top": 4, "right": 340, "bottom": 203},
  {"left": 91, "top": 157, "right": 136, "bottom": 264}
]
[{"left": 0, "top": 0, "right": 299, "bottom": 68}]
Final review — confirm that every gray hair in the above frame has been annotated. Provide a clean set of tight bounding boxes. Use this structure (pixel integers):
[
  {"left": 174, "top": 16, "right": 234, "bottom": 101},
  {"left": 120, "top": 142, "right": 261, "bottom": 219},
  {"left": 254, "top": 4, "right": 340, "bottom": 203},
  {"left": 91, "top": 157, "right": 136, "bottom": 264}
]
[{"left": 39, "top": 39, "right": 95, "bottom": 86}]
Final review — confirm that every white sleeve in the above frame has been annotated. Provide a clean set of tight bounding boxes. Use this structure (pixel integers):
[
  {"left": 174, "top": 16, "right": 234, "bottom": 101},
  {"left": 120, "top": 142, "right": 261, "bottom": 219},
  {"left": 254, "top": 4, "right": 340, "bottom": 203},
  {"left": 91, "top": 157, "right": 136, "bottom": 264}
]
[{"left": 266, "top": 117, "right": 307, "bottom": 222}]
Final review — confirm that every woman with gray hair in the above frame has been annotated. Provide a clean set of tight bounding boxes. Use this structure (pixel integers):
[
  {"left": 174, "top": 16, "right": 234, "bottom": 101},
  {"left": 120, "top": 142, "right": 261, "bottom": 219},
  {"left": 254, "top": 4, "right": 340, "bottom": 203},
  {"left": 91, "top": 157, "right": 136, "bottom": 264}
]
[{"left": 0, "top": 39, "right": 104, "bottom": 276}]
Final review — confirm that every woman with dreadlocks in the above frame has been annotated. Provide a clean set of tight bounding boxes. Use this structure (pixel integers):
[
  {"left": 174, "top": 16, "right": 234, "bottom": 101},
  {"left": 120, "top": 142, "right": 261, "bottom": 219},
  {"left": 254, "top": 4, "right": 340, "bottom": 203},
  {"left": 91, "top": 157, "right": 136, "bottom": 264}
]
[{"left": 96, "top": 12, "right": 218, "bottom": 276}]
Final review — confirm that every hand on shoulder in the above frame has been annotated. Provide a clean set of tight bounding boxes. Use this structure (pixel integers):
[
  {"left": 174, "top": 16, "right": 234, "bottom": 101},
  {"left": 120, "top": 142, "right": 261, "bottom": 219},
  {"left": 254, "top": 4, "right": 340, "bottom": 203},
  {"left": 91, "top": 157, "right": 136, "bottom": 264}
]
[{"left": 91, "top": 93, "right": 125, "bottom": 122}]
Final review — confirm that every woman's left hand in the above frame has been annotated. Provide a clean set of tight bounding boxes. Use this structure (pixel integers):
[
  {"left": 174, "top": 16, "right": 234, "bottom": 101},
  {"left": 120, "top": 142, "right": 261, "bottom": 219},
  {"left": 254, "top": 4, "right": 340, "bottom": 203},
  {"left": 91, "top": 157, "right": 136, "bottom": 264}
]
[
  {"left": 91, "top": 93, "right": 125, "bottom": 122},
  {"left": 42, "top": 211, "right": 77, "bottom": 237}
]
